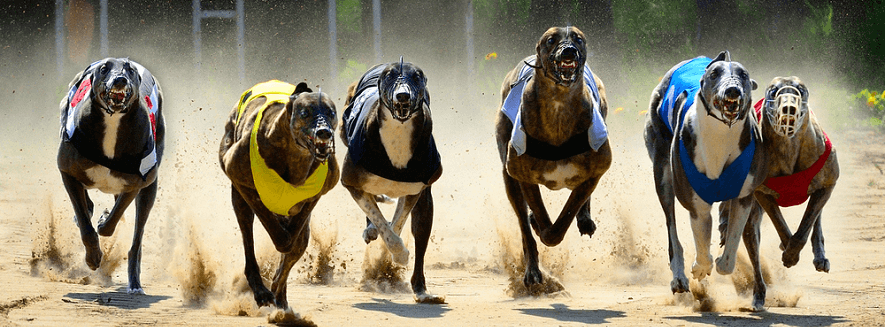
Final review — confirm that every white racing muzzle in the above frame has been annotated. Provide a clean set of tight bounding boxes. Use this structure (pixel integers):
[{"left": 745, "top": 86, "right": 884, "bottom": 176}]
[{"left": 765, "top": 86, "right": 806, "bottom": 137}]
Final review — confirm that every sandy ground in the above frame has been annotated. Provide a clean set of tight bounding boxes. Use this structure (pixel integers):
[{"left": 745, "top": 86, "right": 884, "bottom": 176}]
[{"left": 1, "top": 69, "right": 884, "bottom": 327}]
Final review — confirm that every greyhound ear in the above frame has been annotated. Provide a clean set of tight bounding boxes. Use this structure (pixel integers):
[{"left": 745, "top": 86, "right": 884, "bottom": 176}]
[
  {"left": 751, "top": 79, "right": 758, "bottom": 91},
  {"left": 292, "top": 82, "right": 312, "bottom": 97},
  {"left": 709, "top": 51, "right": 730, "bottom": 66}
]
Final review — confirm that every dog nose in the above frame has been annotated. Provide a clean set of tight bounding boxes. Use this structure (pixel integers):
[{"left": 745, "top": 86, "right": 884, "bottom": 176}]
[
  {"left": 315, "top": 127, "right": 333, "bottom": 140},
  {"left": 560, "top": 46, "right": 578, "bottom": 61},
  {"left": 395, "top": 91, "right": 410, "bottom": 103},
  {"left": 112, "top": 76, "right": 127, "bottom": 88},
  {"left": 724, "top": 86, "right": 742, "bottom": 99}
]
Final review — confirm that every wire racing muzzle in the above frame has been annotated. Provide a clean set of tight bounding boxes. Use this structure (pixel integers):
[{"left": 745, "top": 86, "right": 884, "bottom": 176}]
[{"left": 765, "top": 85, "right": 806, "bottom": 137}]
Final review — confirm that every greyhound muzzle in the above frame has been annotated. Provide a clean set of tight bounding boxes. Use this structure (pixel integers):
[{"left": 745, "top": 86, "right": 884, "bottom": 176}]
[
  {"left": 765, "top": 86, "right": 806, "bottom": 138},
  {"left": 100, "top": 76, "right": 135, "bottom": 114},
  {"left": 711, "top": 79, "right": 748, "bottom": 126},
  {"left": 549, "top": 41, "right": 584, "bottom": 86},
  {"left": 388, "top": 81, "right": 420, "bottom": 122},
  {"left": 309, "top": 118, "right": 335, "bottom": 162}
]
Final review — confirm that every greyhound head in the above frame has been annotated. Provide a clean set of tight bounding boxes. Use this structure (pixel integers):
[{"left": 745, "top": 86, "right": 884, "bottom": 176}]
[
  {"left": 288, "top": 83, "right": 337, "bottom": 162},
  {"left": 763, "top": 76, "right": 809, "bottom": 138},
  {"left": 92, "top": 58, "right": 142, "bottom": 115},
  {"left": 534, "top": 26, "right": 587, "bottom": 86},
  {"left": 699, "top": 51, "right": 758, "bottom": 127},
  {"left": 378, "top": 58, "right": 427, "bottom": 122}
]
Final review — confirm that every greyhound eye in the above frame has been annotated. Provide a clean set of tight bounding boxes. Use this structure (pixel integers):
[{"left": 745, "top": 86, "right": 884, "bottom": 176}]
[
  {"left": 100, "top": 65, "right": 109, "bottom": 74},
  {"left": 575, "top": 37, "right": 584, "bottom": 46},
  {"left": 300, "top": 109, "right": 309, "bottom": 119},
  {"left": 547, "top": 37, "right": 555, "bottom": 45},
  {"left": 768, "top": 88, "right": 778, "bottom": 98}
]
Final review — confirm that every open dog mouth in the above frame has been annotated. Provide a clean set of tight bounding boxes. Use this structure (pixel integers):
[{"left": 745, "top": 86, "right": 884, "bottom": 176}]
[
  {"left": 553, "top": 59, "right": 579, "bottom": 84},
  {"left": 714, "top": 97, "right": 743, "bottom": 122},
  {"left": 101, "top": 88, "right": 131, "bottom": 111}
]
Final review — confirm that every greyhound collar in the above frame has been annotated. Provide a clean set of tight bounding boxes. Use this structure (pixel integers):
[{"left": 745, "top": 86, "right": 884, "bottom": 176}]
[
  {"left": 763, "top": 86, "right": 807, "bottom": 137},
  {"left": 62, "top": 60, "right": 160, "bottom": 180},
  {"left": 679, "top": 132, "right": 756, "bottom": 204},
  {"left": 245, "top": 81, "right": 329, "bottom": 215},
  {"left": 501, "top": 57, "right": 607, "bottom": 159}
]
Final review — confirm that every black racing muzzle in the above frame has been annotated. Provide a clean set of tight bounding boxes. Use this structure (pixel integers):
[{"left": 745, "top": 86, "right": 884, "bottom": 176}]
[
  {"left": 308, "top": 116, "right": 335, "bottom": 162},
  {"left": 549, "top": 41, "right": 585, "bottom": 86},
  {"left": 383, "top": 77, "right": 421, "bottom": 122}
]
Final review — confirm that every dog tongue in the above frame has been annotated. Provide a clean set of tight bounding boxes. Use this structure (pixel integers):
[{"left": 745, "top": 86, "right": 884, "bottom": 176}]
[{"left": 112, "top": 92, "right": 125, "bottom": 102}]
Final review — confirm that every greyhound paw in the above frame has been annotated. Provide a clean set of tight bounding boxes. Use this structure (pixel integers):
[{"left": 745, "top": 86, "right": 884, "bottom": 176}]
[
  {"left": 813, "top": 257, "right": 830, "bottom": 273},
  {"left": 83, "top": 234, "right": 103, "bottom": 270},
  {"left": 523, "top": 267, "right": 544, "bottom": 288},
  {"left": 362, "top": 224, "right": 379, "bottom": 244},
  {"left": 715, "top": 255, "right": 736, "bottom": 275},
  {"left": 96, "top": 210, "right": 115, "bottom": 237},
  {"left": 576, "top": 216, "right": 596, "bottom": 238},
  {"left": 127, "top": 287, "right": 145, "bottom": 295},
  {"left": 691, "top": 260, "right": 713, "bottom": 280},
  {"left": 670, "top": 277, "right": 690, "bottom": 293},
  {"left": 391, "top": 248, "right": 410, "bottom": 266},
  {"left": 253, "top": 288, "right": 275, "bottom": 307},
  {"left": 781, "top": 250, "right": 800, "bottom": 268},
  {"left": 414, "top": 291, "right": 446, "bottom": 304}
]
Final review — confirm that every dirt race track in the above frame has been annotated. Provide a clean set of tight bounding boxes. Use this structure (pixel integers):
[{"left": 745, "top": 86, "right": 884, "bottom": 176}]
[{"left": 1, "top": 72, "right": 885, "bottom": 326}]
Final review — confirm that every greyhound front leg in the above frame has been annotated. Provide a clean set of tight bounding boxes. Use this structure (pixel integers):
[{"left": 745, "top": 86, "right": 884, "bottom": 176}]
[
  {"left": 541, "top": 178, "right": 598, "bottom": 246},
  {"left": 60, "top": 172, "right": 103, "bottom": 270},
  {"left": 811, "top": 212, "right": 829, "bottom": 272},
  {"left": 97, "top": 190, "right": 139, "bottom": 236},
  {"left": 754, "top": 191, "right": 792, "bottom": 249},
  {"left": 127, "top": 180, "right": 157, "bottom": 294},
  {"left": 716, "top": 196, "right": 753, "bottom": 275},
  {"left": 688, "top": 201, "right": 714, "bottom": 280},
  {"left": 347, "top": 188, "right": 409, "bottom": 265},
  {"left": 784, "top": 187, "right": 833, "bottom": 268},
  {"left": 391, "top": 193, "right": 422, "bottom": 236}
]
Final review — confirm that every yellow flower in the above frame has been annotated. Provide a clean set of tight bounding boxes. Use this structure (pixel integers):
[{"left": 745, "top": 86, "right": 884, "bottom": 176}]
[
  {"left": 485, "top": 52, "right": 498, "bottom": 60},
  {"left": 615, "top": 107, "right": 624, "bottom": 113},
  {"left": 868, "top": 96, "right": 877, "bottom": 107}
]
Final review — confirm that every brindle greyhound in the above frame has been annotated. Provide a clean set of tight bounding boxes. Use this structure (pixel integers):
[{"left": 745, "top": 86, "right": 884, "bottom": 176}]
[
  {"left": 747, "top": 77, "right": 838, "bottom": 272},
  {"left": 57, "top": 58, "right": 164, "bottom": 294},
  {"left": 219, "top": 81, "right": 338, "bottom": 311},
  {"left": 495, "top": 26, "right": 612, "bottom": 290},
  {"left": 339, "top": 59, "right": 444, "bottom": 303},
  {"left": 644, "top": 51, "right": 770, "bottom": 311}
]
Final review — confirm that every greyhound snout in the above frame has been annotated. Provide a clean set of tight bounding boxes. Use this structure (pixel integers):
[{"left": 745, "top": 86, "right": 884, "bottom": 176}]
[
  {"left": 390, "top": 83, "right": 414, "bottom": 120},
  {"left": 311, "top": 121, "right": 335, "bottom": 161},
  {"left": 724, "top": 86, "right": 742, "bottom": 100},
  {"left": 559, "top": 45, "right": 578, "bottom": 62}
]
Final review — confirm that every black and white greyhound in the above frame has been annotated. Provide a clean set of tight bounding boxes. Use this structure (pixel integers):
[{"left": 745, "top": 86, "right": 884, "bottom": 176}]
[
  {"left": 57, "top": 58, "right": 164, "bottom": 294},
  {"left": 339, "top": 59, "right": 444, "bottom": 303},
  {"left": 644, "top": 51, "right": 770, "bottom": 311}
]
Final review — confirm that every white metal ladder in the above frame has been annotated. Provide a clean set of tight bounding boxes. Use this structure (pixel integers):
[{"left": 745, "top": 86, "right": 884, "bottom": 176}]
[{"left": 192, "top": 0, "right": 245, "bottom": 83}]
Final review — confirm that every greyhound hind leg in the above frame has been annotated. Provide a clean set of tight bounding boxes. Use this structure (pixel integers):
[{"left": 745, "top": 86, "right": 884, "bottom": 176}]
[{"left": 126, "top": 180, "right": 157, "bottom": 294}]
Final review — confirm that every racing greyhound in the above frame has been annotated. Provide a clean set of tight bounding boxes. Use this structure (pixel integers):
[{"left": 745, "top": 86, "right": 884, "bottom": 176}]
[
  {"left": 339, "top": 59, "right": 444, "bottom": 303},
  {"left": 219, "top": 81, "right": 338, "bottom": 311},
  {"left": 752, "top": 77, "right": 839, "bottom": 271},
  {"left": 495, "top": 26, "right": 612, "bottom": 290},
  {"left": 57, "top": 58, "right": 164, "bottom": 294},
  {"left": 644, "top": 51, "right": 770, "bottom": 311}
]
